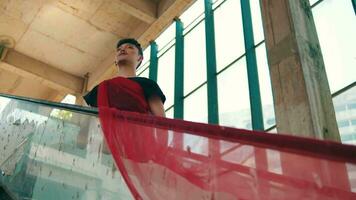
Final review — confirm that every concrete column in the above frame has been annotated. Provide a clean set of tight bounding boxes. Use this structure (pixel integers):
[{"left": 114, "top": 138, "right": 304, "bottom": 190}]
[{"left": 259, "top": 0, "right": 340, "bottom": 141}]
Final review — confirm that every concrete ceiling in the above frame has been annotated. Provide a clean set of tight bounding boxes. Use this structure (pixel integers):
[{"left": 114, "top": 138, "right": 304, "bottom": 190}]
[{"left": 0, "top": 0, "right": 194, "bottom": 103}]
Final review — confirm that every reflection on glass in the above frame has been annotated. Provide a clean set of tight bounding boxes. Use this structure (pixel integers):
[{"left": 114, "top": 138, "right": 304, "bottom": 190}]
[
  {"left": 267, "top": 149, "right": 282, "bottom": 174},
  {"left": 214, "top": 0, "right": 245, "bottom": 72},
  {"left": 333, "top": 85, "right": 356, "bottom": 145},
  {"left": 157, "top": 46, "right": 175, "bottom": 109},
  {"left": 250, "top": 0, "right": 264, "bottom": 44},
  {"left": 180, "top": 0, "right": 204, "bottom": 28},
  {"left": 218, "top": 57, "right": 252, "bottom": 129},
  {"left": 256, "top": 43, "right": 276, "bottom": 129},
  {"left": 183, "top": 134, "right": 208, "bottom": 156},
  {"left": 220, "top": 141, "right": 256, "bottom": 168},
  {"left": 0, "top": 97, "right": 132, "bottom": 199},
  {"left": 184, "top": 21, "right": 207, "bottom": 95},
  {"left": 312, "top": 0, "right": 356, "bottom": 92},
  {"left": 184, "top": 84, "right": 208, "bottom": 123}
]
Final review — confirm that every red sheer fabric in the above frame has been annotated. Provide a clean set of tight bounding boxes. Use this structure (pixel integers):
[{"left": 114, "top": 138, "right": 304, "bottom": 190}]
[{"left": 98, "top": 77, "right": 356, "bottom": 200}]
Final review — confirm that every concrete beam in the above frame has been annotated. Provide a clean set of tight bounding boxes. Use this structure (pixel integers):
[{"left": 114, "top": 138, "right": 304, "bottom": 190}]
[
  {"left": 157, "top": 0, "right": 176, "bottom": 16},
  {"left": 0, "top": 48, "right": 84, "bottom": 95},
  {"left": 260, "top": 0, "right": 340, "bottom": 141},
  {"left": 116, "top": 0, "right": 157, "bottom": 24},
  {"left": 48, "top": 90, "right": 66, "bottom": 102},
  {"left": 139, "top": 0, "right": 194, "bottom": 47},
  {"left": 87, "top": 0, "right": 194, "bottom": 89},
  {"left": 87, "top": 51, "right": 117, "bottom": 90}
]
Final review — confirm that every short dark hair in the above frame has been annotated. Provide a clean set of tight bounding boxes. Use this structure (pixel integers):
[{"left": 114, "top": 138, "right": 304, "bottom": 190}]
[{"left": 116, "top": 38, "right": 143, "bottom": 56}]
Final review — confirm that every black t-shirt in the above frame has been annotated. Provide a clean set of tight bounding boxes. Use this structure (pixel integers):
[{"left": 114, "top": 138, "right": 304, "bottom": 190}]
[{"left": 83, "top": 77, "right": 166, "bottom": 107}]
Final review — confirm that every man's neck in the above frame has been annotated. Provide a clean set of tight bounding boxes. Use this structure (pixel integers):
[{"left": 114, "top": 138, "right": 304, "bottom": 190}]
[{"left": 117, "top": 65, "right": 136, "bottom": 78}]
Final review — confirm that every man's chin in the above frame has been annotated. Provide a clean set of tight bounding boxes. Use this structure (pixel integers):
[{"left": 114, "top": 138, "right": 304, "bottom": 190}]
[{"left": 117, "top": 60, "right": 131, "bottom": 66}]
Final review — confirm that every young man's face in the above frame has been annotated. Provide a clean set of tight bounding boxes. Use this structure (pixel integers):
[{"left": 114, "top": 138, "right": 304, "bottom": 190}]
[{"left": 116, "top": 43, "right": 143, "bottom": 68}]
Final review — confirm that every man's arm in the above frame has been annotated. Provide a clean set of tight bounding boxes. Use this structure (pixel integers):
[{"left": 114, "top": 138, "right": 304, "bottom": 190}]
[{"left": 148, "top": 95, "right": 166, "bottom": 117}]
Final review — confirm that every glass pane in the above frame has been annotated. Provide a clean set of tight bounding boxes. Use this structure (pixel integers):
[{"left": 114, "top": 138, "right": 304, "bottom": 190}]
[
  {"left": 137, "top": 46, "right": 150, "bottom": 74},
  {"left": 312, "top": 0, "right": 356, "bottom": 93},
  {"left": 138, "top": 66, "right": 149, "bottom": 78},
  {"left": 267, "top": 127, "right": 278, "bottom": 133},
  {"left": 333, "top": 85, "right": 356, "bottom": 145},
  {"left": 214, "top": 0, "right": 245, "bottom": 72},
  {"left": 256, "top": 43, "right": 276, "bottom": 129},
  {"left": 250, "top": 0, "right": 264, "bottom": 44},
  {"left": 180, "top": 0, "right": 204, "bottom": 29},
  {"left": 165, "top": 107, "right": 174, "bottom": 119},
  {"left": 0, "top": 97, "right": 10, "bottom": 113},
  {"left": 137, "top": 61, "right": 149, "bottom": 77},
  {"left": 156, "top": 23, "right": 176, "bottom": 52},
  {"left": 0, "top": 96, "right": 132, "bottom": 199},
  {"left": 309, "top": 0, "right": 319, "bottom": 6},
  {"left": 141, "top": 46, "right": 150, "bottom": 66},
  {"left": 61, "top": 94, "right": 76, "bottom": 104},
  {"left": 183, "top": 134, "right": 208, "bottom": 156},
  {"left": 184, "top": 84, "right": 208, "bottom": 123},
  {"left": 184, "top": 21, "right": 207, "bottom": 95},
  {"left": 212, "top": 0, "right": 224, "bottom": 9},
  {"left": 218, "top": 57, "right": 252, "bottom": 129},
  {"left": 158, "top": 41, "right": 175, "bottom": 58},
  {"left": 157, "top": 46, "right": 175, "bottom": 109}
]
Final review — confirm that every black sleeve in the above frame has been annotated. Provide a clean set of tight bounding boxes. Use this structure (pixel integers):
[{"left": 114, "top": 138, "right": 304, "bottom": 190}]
[
  {"left": 132, "top": 77, "right": 166, "bottom": 104},
  {"left": 83, "top": 85, "right": 98, "bottom": 107}
]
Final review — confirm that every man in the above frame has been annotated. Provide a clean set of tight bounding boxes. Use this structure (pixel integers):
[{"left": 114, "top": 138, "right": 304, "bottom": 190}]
[{"left": 83, "top": 38, "right": 166, "bottom": 117}]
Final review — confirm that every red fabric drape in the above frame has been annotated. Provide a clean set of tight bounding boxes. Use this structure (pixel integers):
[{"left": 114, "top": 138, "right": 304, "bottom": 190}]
[{"left": 98, "top": 77, "right": 356, "bottom": 200}]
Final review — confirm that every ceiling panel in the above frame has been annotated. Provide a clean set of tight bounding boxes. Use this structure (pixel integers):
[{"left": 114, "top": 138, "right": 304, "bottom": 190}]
[
  {"left": 54, "top": 0, "right": 105, "bottom": 21},
  {"left": 90, "top": 0, "right": 143, "bottom": 37},
  {"left": 0, "top": 13, "right": 27, "bottom": 44},
  {"left": 29, "top": 4, "right": 118, "bottom": 58},
  {"left": 0, "top": 68, "right": 55, "bottom": 100},
  {"left": 0, "top": 0, "right": 194, "bottom": 102},
  {"left": 15, "top": 30, "right": 100, "bottom": 76},
  {"left": 0, "top": 0, "right": 44, "bottom": 24}
]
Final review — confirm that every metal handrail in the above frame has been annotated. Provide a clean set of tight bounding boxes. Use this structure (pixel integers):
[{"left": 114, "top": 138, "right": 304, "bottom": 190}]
[{"left": 0, "top": 93, "right": 98, "bottom": 115}]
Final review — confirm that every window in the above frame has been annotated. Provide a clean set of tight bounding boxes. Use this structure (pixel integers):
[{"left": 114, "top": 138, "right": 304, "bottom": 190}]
[
  {"left": 214, "top": 0, "right": 245, "bottom": 72},
  {"left": 165, "top": 107, "right": 174, "bottom": 118},
  {"left": 137, "top": 46, "right": 150, "bottom": 77},
  {"left": 312, "top": 0, "right": 356, "bottom": 92},
  {"left": 184, "top": 84, "right": 208, "bottom": 123},
  {"left": 250, "top": 0, "right": 264, "bottom": 44},
  {"left": 183, "top": 21, "right": 207, "bottom": 95},
  {"left": 217, "top": 57, "right": 251, "bottom": 129},
  {"left": 156, "top": 23, "right": 176, "bottom": 53},
  {"left": 180, "top": 0, "right": 205, "bottom": 30},
  {"left": 256, "top": 43, "right": 275, "bottom": 129},
  {"left": 332, "top": 85, "right": 356, "bottom": 144},
  {"left": 157, "top": 46, "right": 175, "bottom": 109}
]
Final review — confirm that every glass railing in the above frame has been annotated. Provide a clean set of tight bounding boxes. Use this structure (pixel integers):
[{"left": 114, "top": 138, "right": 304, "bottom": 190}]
[
  {"left": 1, "top": 80, "right": 355, "bottom": 200},
  {"left": 0, "top": 93, "right": 133, "bottom": 200}
]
